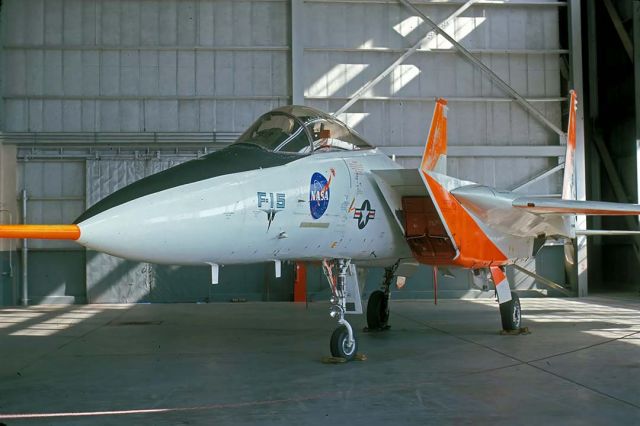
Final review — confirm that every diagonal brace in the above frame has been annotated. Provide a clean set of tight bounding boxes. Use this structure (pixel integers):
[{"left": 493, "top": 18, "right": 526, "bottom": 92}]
[
  {"left": 398, "top": 0, "right": 564, "bottom": 137},
  {"left": 603, "top": 0, "right": 634, "bottom": 63},
  {"left": 334, "top": 0, "right": 479, "bottom": 116}
]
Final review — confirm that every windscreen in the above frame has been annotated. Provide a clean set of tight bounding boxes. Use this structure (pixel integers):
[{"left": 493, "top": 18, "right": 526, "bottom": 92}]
[
  {"left": 235, "top": 112, "right": 312, "bottom": 153},
  {"left": 304, "top": 118, "right": 370, "bottom": 153},
  {"left": 235, "top": 106, "right": 373, "bottom": 154}
]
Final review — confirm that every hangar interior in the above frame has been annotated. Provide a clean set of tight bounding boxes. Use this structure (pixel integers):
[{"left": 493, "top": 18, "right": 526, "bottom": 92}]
[
  {"left": 0, "top": 1, "right": 639, "bottom": 424},
  {"left": 0, "top": 0, "right": 638, "bottom": 306}
]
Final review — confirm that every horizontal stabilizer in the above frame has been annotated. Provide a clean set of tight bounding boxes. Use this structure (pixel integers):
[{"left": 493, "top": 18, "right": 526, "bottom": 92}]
[
  {"left": 513, "top": 198, "right": 640, "bottom": 216},
  {"left": 0, "top": 225, "right": 80, "bottom": 240}
]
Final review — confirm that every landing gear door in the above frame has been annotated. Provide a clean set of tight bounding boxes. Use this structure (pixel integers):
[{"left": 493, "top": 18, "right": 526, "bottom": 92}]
[{"left": 344, "top": 263, "right": 363, "bottom": 314}]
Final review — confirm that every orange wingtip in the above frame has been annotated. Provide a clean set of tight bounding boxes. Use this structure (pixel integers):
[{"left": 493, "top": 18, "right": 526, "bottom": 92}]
[{"left": 0, "top": 224, "right": 80, "bottom": 240}]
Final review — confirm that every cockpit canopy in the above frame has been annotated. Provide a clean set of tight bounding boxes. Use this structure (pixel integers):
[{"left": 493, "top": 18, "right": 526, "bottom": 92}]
[{"left": 234, "top": 105, "right": 372, "bottom": 154}]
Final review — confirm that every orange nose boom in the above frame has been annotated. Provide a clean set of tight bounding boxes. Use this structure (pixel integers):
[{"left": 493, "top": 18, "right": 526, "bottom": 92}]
[{"left": 0, "top": 225, "right": 80, "bottom": 240}]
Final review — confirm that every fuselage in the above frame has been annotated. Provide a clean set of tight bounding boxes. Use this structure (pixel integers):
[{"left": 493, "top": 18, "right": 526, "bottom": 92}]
[
  {"left": 69, "top": 103, "right": 570, "bottom": 272},
  {"left": 76, "top": 146, "right": 413, "bottom": 266}
]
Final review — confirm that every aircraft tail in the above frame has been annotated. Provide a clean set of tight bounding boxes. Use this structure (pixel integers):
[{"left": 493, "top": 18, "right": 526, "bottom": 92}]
[
  {"left": 561, "top": 90, "right": 578, "bottom": 200},
  {"left": 420, "top": 98, "right": 448, "bottom": 176}
]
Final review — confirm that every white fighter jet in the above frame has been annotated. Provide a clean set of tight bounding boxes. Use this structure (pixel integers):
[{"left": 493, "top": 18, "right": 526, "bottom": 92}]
[{"left": 2, "top": 91, "right": 640, "bottom": 360}]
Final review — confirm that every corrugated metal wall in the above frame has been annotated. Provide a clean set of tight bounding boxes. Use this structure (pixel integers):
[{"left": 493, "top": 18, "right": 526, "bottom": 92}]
[
  {"left": 1, "top": 0, "right": 568, "bottom": 304},
  {"left": 302, "top": 0, "right": 565, "bottom": 193},
  {"left": 3, "top": 0, "right": 289, "bottom": 133}
]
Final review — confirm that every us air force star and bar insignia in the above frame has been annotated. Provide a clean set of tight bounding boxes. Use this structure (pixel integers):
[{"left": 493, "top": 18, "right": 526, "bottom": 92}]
[{"left": 353, "top": 200, "right": 376, "bottom": 229}]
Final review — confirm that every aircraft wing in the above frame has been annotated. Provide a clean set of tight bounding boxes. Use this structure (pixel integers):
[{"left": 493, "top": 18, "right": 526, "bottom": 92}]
[{"left": 512, "top": 198, "right": 640, "bottom": 216}]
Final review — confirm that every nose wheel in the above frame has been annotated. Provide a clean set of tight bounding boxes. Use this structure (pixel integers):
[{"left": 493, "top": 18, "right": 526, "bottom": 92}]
[
  {"left": 330, "top": 325, "right": 358, "bottom": 359},
  {"left": 323, "top": 259, "right": 358, "bottom": 361}
]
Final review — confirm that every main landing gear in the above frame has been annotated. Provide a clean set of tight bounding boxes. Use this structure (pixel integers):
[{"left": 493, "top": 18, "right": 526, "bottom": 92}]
[
  {"left": 499, "top": 292, "right": 521, "bottom": 330},
  {"left": 488, "top": 266, "right": 522, "bottom": 331},
  {"left": 366, "top": 264, "right": 397, "bottom": 331},
  {"left": 323, "top": 259, "right": 358, "bottom": 360}
]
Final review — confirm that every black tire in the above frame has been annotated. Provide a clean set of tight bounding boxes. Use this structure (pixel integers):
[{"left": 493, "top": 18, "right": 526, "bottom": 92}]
[
  {"left": 330, "top": 326, "right": 358, "bottom": 360},
  {"left": 366, "top": 290, "right": 389, "bottom": 329},
  {"left": 500, "top": 292, "right": 522, "bottom": 331}
]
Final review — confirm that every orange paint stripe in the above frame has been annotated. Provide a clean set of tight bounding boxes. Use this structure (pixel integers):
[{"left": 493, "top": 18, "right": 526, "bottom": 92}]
[
  {"left": 423, "top": 172, "right": 507, "bottom": 268},
  {"left": 489, "top": 266, "right": 506, "bottom": 285},
  {"left": 0, "top": 225, "right": 80, "bottom": 240}
]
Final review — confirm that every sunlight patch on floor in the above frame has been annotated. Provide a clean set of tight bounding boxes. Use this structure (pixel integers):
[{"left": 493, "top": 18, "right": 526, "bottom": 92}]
[
  {"left": 470, "top": 298, "right": 640, "bottom": 346},
  {"left": 2, "top": 305, "right": 131, "bottom": 337}
]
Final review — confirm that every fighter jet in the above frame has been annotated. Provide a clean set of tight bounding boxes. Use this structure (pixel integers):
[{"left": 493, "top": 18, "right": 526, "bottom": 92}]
[{"left": 2, "top": 91, "right": 640, "bottom": 360}]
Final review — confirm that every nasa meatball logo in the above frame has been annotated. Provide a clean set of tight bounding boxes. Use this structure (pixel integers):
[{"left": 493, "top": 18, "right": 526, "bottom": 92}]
[{"left": 309, "top": 172, "right": 330, "bottom": 219}]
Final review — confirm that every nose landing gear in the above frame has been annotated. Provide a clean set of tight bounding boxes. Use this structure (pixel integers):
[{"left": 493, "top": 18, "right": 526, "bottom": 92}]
[{"left": 323, "top": 259, "right": 358, "bottom": 361}]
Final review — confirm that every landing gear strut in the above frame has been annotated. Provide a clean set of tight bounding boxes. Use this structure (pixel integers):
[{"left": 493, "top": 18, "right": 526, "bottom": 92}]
[
  {"left": 323, "top": 259, "right": 358, "bottom": 360},
  {"left": 366, "top": 264, "right": 397, "bottom": 331},
  {"left": 489, "top": 266, "right": 523, "bottom": 331}
]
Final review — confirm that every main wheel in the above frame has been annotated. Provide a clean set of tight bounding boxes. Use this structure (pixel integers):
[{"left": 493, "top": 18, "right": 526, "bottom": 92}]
[
  {"left": 330, "top": 326, "right": 358, "bottom": 360},
  {"left": 366, "top": 290, "right": 389, "bottom": 330},
  {"left": 499, "top": 292, "right": 521, "bottom": 330}
]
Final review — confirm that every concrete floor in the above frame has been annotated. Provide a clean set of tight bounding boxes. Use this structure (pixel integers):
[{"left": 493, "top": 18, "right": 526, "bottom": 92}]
[{"left": 0, "top": 296, "right": 639, "bottom": 425}]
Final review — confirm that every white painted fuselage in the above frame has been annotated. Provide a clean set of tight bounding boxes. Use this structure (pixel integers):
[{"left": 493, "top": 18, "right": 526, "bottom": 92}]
[{"left": 76, "top": 149, "right": 413, "bottom": 266}]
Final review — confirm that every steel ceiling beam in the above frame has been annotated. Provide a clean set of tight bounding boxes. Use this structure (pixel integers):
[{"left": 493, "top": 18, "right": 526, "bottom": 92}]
[
  {"left": 567, "top": 0, "right": 588, "bottom": 296},
  {"left": 291, "top": 0, "right": 305, "bottom": 105}
]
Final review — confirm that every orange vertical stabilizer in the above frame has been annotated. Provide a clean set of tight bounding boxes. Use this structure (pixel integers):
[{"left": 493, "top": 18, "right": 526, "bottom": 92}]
[
  {"left": 562, "top": 90, "right": 578, "bottom": 200},
  {"left": 420, "top": 98, "right": 448, "bottom": 175}
]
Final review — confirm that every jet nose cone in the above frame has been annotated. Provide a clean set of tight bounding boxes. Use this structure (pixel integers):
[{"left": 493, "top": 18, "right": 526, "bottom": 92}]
[
  {"left": 75, "top": 195, "right": 163, "bottom": 261},
  {"left": 75, "top": 144, "right": 302, "bottom": 224},
  {"left": 74, "top": 173, "right": 164, "bottom": 224}
]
